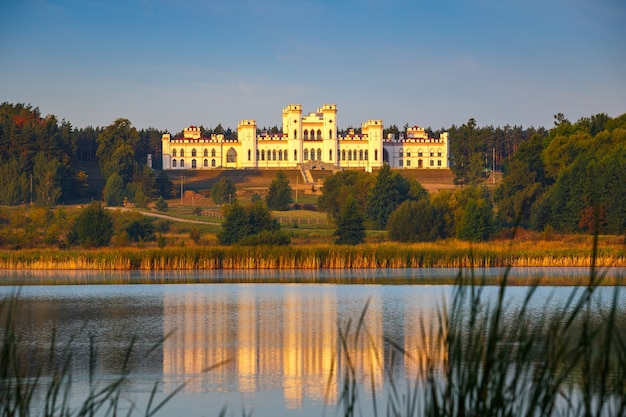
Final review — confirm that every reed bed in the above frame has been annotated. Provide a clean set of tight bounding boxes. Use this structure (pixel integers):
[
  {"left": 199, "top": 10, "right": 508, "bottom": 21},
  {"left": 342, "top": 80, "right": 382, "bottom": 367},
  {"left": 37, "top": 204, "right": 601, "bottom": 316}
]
[{"left": 0, "top": 241, "right": 624, "bottom": 271}]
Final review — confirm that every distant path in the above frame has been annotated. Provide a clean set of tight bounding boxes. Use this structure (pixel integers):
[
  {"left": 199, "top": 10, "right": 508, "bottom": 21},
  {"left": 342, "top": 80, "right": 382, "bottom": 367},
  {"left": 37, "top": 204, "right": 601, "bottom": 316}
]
[{"left": 106, "top": 207, "right": 220, "bottom": 225}]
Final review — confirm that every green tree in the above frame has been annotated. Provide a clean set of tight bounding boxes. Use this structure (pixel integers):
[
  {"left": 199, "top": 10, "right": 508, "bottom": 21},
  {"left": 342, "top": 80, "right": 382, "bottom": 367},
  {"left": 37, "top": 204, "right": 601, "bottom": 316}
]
[
  {"left": 334, "top": 197, "right": 366, "bottom": 245},
  {"left": 265, "top": 171, "right": 293, "bottom": 211},
  {"left": 211, "top": 177, "right": 237, "bottom": 205},
  {"left": 32, "top": 153, "right": 64, "bottom": 207},
  {"left": 155, "top": 170, "right": 175, "bottom": 199},
  {"left": 0, "top": 159, "right": 29, "bottom": 205},
  {"left": 318, "top": 170, "right": 374, "bottom": 219},
  {"left": 69, "top": 201, "right": 113, "bottom": 247},
  {"left": 96, "top": 118, "right": 139, "bottom": 182},
  {"left": 103, "top": 173, "right": 125, "bottom": 207},
  {"left": 457, "top": 198, "right": 494, "bottom": 242},
  {"left": 387, "top": 199, "right": 445, "bottom": 242},
  {"left": 366, "top": 163, "right": 413, "bottom": 229},
  {"left": 217, "top": 200, "right": 286, "bottom": 245}
]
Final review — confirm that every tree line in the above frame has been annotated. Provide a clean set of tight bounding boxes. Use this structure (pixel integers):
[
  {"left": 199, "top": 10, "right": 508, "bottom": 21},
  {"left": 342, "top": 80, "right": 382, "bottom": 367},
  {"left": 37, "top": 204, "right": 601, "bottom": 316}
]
[{"left": 1, "top": 101, "right": 624, "bottom": 241}]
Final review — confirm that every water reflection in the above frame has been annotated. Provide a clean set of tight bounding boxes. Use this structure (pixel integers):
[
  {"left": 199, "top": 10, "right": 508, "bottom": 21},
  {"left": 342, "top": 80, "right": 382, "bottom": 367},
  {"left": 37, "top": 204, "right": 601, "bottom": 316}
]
[{"left": 1, "top": 274, "right": 625, "bottom": 417}]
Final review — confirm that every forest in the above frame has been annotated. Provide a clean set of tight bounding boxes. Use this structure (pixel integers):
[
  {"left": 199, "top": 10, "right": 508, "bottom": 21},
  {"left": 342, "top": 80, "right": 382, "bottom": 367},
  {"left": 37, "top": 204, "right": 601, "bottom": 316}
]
[{"left": 0, "top": 101, "right": 625, "bottom": 245}]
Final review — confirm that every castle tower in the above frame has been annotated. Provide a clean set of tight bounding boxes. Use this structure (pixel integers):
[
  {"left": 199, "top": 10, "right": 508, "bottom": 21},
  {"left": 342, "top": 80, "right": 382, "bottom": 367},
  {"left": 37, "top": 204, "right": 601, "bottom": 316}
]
[
  {"left": 320, "top": 104, "right": 338, "bottom": 166},
  {"left": 161, "top": 133, "right": 172, "bottom": 169},
  {"left": 237, "top": 120, "right": 257, "bottom": 168},
  {"left": 362, "top": 120, "right": 384, "bottom": 172},
  {"left": 282, "top": 104, "right": 302, "bottom": 165}
]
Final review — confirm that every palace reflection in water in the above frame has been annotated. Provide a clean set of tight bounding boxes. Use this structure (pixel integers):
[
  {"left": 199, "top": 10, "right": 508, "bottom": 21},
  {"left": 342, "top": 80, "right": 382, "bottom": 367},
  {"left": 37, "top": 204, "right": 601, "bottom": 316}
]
[{"left": 158, "top": 284, "right": 447, "bottom": 409}]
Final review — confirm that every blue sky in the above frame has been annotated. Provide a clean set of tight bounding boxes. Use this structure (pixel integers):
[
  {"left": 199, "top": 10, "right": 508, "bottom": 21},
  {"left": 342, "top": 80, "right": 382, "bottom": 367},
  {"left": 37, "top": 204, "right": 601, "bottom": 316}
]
[{"left": 1, "top": 0, "right": 624, "bottom": 132}]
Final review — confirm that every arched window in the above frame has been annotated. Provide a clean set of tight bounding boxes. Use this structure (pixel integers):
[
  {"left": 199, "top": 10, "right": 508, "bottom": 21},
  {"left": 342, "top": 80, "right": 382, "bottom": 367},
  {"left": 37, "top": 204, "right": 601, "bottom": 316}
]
[
  {"left": 261, "top": 150, "right": 265, "bottom": 161},
  {"left": 294, "top": 150, "right": 297, "bottom": 160},
  {"left": 227, "top": 148, "right": 237, "bottom": 163},
  {"left": 437, "top": 148, "right": 442, "bottom": 157},
  {"left": 304, "top": 130, "right": 309, "bottom": 140},
  {"left": 272, "top": 150, "right": 277, "bottom": 160},
  {"left": 192, "top": 159, "right": 197, "bottom": 168},
  {"left": 304, "top": 149, "right": 309, "bottom": 160},
  {"left": 294, "top": 129, "right": 297, "bottom": 140},
  {"left": 172, "top": 149, "right": 177, "bottom": 157},
  {"left": 278, "top": 150, "right": 283, "bottom": 161},
  {"left": 374, "top": 149, "right": 378, "bottom": 161},
  {"left": 180, "top": 159, "right": 185, "bottom": 167},
  {"left": 248, "top": 149, "right": 251, "bottom": 161},
  {"left": 430, "top": 148, "right": 434, "bottom": 157},
  {"left": 310, "top": 148, "right": 315, "bottom": 160},
  {"left": 329, "top": 129, "right": 333, "bottom": 139},
  {"left": 348, "top": 150, "right": 352, "bottom": 161},
  {"left": 212, "top": 159, "right": 216, "bottom": 167},
  {"left": 399, "top": 150, "right": 403, "bottom": 158},
  {"left": 364, "top": 150, "right": 369, "bottom": 160},
  {"left": 329, "top": 150, "right": 333, "bottom": 160},
  {"left": 203, "top": 149, "right": 208, "bottom": 157},
  {"left": 180, "top": 149, "right": 184, "bottom": 157},
  {"left": 211, "top": 149, "right": 216, "bottom": 157},
  {"left": 317, "top": 130, "right": 322, "bottom": 140},
  {"left": 256, "top": 149, "right": 260, "bottom": 161},
  {"left": 342, "top": 150, "right": 346, "bottom": 160},
  {"left": 172, "top": 159, "right": 177, "bottom": 167},
  {"left": 204, "top": 159, "right": 208, "bottom": 167},
  {"left": 418, "top": 149, "right": 423, "bottom": 157},
  {"left": 359, "top": 150, "right": 363, "bottom": 160},
  {"left": 317, "top": 148, "right": 322, "bottom": 160},
  {"left": 192, "top": 149, "right": 197, "bottom": 157}
]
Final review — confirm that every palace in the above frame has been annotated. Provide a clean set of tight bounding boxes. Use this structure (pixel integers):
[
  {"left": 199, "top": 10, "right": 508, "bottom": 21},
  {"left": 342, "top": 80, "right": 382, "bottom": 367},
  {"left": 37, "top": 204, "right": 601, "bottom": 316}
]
[{"left": 161, "top": 104, "right": 449, "bottom": 171}]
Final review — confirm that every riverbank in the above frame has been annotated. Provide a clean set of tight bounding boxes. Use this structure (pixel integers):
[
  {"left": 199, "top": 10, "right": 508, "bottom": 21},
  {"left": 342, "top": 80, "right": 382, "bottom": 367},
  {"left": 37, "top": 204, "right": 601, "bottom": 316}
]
[{"left": 0, "top": 240, "right": 623, "bottom": 272}]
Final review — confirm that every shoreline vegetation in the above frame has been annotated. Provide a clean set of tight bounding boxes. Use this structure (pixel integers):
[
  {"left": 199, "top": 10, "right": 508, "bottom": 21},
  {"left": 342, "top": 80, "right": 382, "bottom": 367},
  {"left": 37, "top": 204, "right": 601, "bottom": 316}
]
[{"left": 0, "top": 240, "right": 623, "bottom": 274}]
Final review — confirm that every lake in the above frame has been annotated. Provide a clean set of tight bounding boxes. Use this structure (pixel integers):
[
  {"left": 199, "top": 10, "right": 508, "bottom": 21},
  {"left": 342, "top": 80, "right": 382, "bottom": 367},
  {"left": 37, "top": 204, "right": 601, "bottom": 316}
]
[{"left": 1, "top": 268, "right": 625, "bottom": 417}]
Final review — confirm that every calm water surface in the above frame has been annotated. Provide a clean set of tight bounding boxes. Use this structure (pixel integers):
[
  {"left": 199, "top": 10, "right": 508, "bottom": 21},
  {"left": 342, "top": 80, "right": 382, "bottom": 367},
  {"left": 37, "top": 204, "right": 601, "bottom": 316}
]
[{"left": 1, "top": 268, "right": 624, "bottom": 417}]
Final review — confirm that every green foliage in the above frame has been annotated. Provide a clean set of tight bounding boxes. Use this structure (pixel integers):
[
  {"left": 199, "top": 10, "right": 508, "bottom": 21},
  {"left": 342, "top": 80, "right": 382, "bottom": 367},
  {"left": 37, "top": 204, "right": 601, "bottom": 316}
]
[
  {"left": 155, "top": 196, "right": 168, "bottom": 211},
  {"left": 0, "top": 159, "right": 29, "bottom": 205},
  {"left": 125, "top": 217, "right": 156, "bottom": 242},
  {"left": 334, "top": 197, "right": 366, "bottom": 245},
  {"left": 387, "top": 199, "right": 445, "bottom": 242},
  {"left": 211, "top": 177, "right": 237, "bottom": 205},
  {"left": 217, "top": 201, "right": 287, "bottom": 245},
  {"left": 32, "top": 153, "right": 64, "bottom": 207},
  {"left": 318, "top": 170, "right": 374, "bottom": 219},
  {"left": 366, "top": 163, "right": 416, "bottom": 229},
  {"left": 96, "top": 118, "right": 139, "bottom": 182},
  {"left": 457, "top": 197, "right": 494, "bottom": 241},
  {"left": 265, "top": 171, "right": 293, "bottom": 210},
  {"left": 155, "top": 170, "right": 175, "bottom": 199},
  {"left": 69, "top": 202, "right": 113, "bottom": 248},
  {"left": 103, "top": 173, "right": 125, "bottom": 206}
]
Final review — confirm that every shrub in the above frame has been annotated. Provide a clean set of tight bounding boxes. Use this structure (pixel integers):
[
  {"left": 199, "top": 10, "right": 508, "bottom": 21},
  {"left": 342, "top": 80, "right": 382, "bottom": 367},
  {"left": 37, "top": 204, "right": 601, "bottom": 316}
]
[
  {"left": 70, "top": 202, "right": 114, "bottom": 248},
  {"left": 125, "top": 218, "right": 156, "bottom": 242},
  {"left": 154, "top": 196, "right": 168, "bottom": 211},
  {"left": 334, "top": 197, "right": 365, "bottom": 245}
]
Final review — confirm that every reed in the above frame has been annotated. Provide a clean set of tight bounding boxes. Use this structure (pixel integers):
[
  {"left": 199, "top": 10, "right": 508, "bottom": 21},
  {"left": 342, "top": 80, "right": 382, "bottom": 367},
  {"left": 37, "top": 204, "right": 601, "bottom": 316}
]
[
  {"left": 0, "top": 291, "right": 191, "bottom": 416},
  {"left": 0, "top": 240, "right": 624, "bottom": 271},
  {"left": 329, "top": 270, "right": 626, "bottom": 417}
]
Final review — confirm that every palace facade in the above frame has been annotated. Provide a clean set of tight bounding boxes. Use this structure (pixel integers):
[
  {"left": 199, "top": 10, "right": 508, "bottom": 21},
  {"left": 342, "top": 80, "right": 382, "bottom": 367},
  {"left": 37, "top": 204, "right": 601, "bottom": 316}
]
[{"left": 161, "top": 104, "right": 449, "bottom": 171}]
